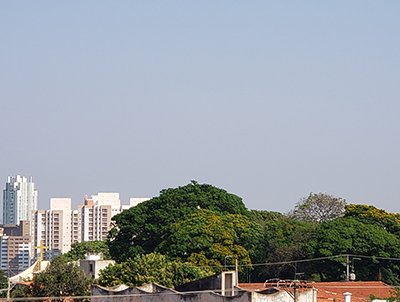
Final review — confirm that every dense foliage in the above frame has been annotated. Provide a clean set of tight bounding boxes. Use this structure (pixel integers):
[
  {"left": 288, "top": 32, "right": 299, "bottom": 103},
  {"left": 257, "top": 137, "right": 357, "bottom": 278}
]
[
  {"left": 8, "top": 183, "right": 400, "bottom": 300},
  {"left": 105, "top": 182, "right": 400, "bottom": 286},
  {"left": 250, "top": 210, "right": 316, "bottom": 280},
  {"left": 345, "top": 204, "right": 400, "bottom": 236},
  {"left": 157, "top": 209, "right": 263, "bottom": 271},
  {"left": 98, "top": 252, "right": 211, "bottom": 288},
  {"left": 0, "top": 270, "right": 8, "bottom": 298},
  {"left": 305, "top": 217, "right": 400, "bottom": 282},
  {"left": 32, "top": 257, "right": 91, "bottom": 298},
  {"left": 108, "top": 181, "right": 250, "bottom": 262}
]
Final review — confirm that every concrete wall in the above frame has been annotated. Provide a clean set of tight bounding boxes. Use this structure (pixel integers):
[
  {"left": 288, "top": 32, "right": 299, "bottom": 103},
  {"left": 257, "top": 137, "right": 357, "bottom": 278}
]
[
  {"left": 91, "top": 285, "right": 252, "bottom": 302},
  {"left": 90, "top": 284, "right": 317, "bottom": 302}
]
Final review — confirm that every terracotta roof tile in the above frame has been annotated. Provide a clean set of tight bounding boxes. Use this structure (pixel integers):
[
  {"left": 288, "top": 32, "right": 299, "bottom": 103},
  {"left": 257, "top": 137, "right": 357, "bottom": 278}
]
[
  {"left": 239, "top": 281, "right": 395, "bottom": 302},
  {"left": 313, "top": 281, "right": 394, "bottom": 302}
]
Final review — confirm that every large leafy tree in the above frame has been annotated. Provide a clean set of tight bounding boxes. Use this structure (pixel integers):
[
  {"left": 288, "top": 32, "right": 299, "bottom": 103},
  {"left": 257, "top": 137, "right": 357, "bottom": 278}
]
[
  {"left": 98, "top": 252, "right": 211, "bottom": 288},
  {"left": 32, "top": 257, "right": 91, "bottom": 298},
  {"left": 290, "top": 193, "right": 346, "bottom": 222},
  {"left": 305, "top": 217, "right": 400, "bottom": 283},
  {"left": 250, "top": 210, "right": 316, "bottom": 280},
  {"left": 157, "top": 209, "right": 262, "bottom": 272},
  {"left": 345, "top": 204, "right": 400, "bottom": 236},
  {"left": 108, "top": 181, "right": 250, "bottom": 262}
]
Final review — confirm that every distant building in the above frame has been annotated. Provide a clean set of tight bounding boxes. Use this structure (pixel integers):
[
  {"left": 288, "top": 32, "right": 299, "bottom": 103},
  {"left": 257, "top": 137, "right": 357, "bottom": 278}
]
[
  {"left": 0, "top": 221, "right": 32, "bottom": 275},
  {"left": 78, "top": 193, "right": 149, "bottom": 241},
  {"left": 71, "top": 209, "right": 81, "bottom": 245},
  {"left": 79, "top": 193, "right": 121, "bottom": 242},
  {"left": 30, "top": 192, "right": 150, "bottom": 259},
  {"left": 129, "top": 197, "right": 150, "bottom": 208},
  {"left": 32, "top": 198, "right": 72, "bottom": 259},
  {"left": 3, "top": 175, "right": 38, "bottom": 224}
]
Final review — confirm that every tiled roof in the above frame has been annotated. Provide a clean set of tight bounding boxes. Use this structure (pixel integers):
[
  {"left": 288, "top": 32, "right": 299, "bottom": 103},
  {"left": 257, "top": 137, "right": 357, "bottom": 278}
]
[
  {"left": 238, "top": 281, "right": 312, "bottom": 294},
  {"left": 312, "top": 281, "right": 395, "bottom": 302},
  {"left": 238, "top": 283, "right": 270, "bottom": 292},
  {"left": 239, "top": 281, "right": 395, "bottom": 302}
]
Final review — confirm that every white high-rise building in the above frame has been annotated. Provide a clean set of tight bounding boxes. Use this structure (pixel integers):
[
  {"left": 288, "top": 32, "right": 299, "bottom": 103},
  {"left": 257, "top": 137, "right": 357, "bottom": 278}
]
[
  {"left": 3, "top": 175, "right": 38, "bottom": 224},
  {"left": 71, "top": 209, "right": 81, "bottom": 245},
  {"left": 79, "top": 193, "right": 121, "bottom": 242},
  {"left": 30, "top": 192, "right": 149, "bottom": 260},
  {"left": 32, "top": 198, "right": 72, "bottom": 259}
]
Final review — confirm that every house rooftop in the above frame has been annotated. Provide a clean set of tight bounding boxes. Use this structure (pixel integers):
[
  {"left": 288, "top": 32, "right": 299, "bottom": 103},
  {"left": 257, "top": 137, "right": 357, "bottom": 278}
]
[
  {"left": 312, "top": 281, "right": 394, "bottom": 302},
  {"left": 239, "top": 280, "right": 395, "bottom": 302}
]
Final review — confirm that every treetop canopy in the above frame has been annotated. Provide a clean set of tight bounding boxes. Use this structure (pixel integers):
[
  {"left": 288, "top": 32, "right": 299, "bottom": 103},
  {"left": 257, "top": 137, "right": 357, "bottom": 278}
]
[{"left": 108, "top": 181, "right": 250, "bottom": 262}]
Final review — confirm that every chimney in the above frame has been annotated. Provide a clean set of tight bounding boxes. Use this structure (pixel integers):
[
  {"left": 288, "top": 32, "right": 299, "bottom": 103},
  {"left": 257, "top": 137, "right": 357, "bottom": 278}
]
[{"left": 344, "top": 292, "right": 352, "bottom": 302}]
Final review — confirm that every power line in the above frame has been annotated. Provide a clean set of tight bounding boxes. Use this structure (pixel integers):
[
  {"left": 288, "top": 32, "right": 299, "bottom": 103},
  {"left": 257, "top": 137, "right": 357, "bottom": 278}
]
[{"left": 207, "top": 254, "right": 400, "bottom": 269}]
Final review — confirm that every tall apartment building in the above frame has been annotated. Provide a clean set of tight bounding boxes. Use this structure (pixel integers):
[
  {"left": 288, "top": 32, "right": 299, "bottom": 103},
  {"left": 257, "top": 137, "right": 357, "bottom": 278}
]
[
  {"left": 30, "top": 193, "right": 149, "bottom": 260},
  {"left": 32, "top": 198, "right": 72, "bottom": 260},
  {"left": 78, "top": 193, "right": 121, "bottom": 242},
  {"left": 71, "top": 209, "right": 81, "bottom": 245},
  {"left": 3, "top": 175, "right": 38, "bottom": 224},
  {"left": 0, "top": 221, "right": 32, "bottom": 275}
]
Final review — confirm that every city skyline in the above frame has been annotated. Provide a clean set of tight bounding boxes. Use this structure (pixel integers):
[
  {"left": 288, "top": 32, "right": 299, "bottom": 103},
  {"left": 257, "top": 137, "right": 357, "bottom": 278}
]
[
  {"left": 1, "top": 173, "right": 398, "bottom": 215},
  {"left": 1, "top": 184, "right": 148, "bottom": 273},
  {"left": 1, "top": 2, "right": 400, "bottom": 214},
  {"left": 1, "top": 175, "right": 149, "bottom": 219}
]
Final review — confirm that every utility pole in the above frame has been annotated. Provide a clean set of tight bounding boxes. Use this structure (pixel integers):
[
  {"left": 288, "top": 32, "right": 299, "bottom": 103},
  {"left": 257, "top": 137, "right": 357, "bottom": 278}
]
[
  {"left": 6, "top": 277, "right": 10, "bottom": 301},
  {"left": 293, "top": 281, "right": 299, "bottom": 302},
  {"left": 345, "top": 254, "right": 350, "bottom": 281},
  {"left": 235, "top": 259, "right": 239, "bottom": 286}
]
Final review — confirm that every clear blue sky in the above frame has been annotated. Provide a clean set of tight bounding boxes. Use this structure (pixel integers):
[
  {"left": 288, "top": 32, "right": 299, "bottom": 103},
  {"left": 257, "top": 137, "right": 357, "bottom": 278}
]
[{"left": 1, "top": 1, "right": 399, "bottom": 213}]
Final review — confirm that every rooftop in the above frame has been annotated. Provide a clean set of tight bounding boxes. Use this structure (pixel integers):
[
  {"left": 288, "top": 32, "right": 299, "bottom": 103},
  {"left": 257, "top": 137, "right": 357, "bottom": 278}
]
[
  {"left": 239, "top": 280, "right": 395, "bottom": 302},
  {"left": 313, "top": 281, "right": 394, "bottom": 302}
]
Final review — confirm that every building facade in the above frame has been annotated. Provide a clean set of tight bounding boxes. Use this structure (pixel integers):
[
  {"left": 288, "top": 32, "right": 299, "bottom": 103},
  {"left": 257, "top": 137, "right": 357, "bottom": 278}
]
[
  {"left": 0, "top": 221, "right": 32, "bottom": 275},
  {"left": 32, "top": 198, "right": 72, "bottom": 259},
  {"left": 3, "top": 175, "right": 38, "bottom": 224},
  {"left": 27, "top": 191, "right": 149, "bottom": 261},
  {"left": 79, "top": 193, "right": 121, "bottom": 242}
]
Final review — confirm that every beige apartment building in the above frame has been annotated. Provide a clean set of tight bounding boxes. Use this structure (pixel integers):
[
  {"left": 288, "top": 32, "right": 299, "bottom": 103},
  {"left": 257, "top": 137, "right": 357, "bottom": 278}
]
[
  {"left": 32, "top": 198, "right": 72, "bottom": 259},
  {"left": 79, "top": 193, "right": 121, "bottom": 242},
  {"left": 71, "top": 208, "right": 81, "bottom": 245}
]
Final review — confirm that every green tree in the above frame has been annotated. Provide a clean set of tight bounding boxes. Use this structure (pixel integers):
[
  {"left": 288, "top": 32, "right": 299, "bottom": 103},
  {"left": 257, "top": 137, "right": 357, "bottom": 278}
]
[
  {"left": 98, "top": 252, "right": 211, "bottom": 288},
  {"left": 0, "top": 270, "right": 8, "bottom": 298},
  {"left": 305, "top": 217, "right": 400, "bottom": 283},
  {"left": 108, "top": 181, "right": 249, "bottom": 262},
  {"left": 345, "top": 204, "right": 400, "bottom": 236},
  {"left": 250, "top": 210, "right": 316, "bottom": 280},
  {"left": 157, "top": 209, "right": 262, "bottom": 272},
  {"left": 60, "top": 240, "right": 111, "bottom": 262},
  {"left": 10, "top": 284, "right": 33, "bottom": 299},
  {"left": 32, "top": 257, "right": 91, "bottom": 298},
  {"left": 290, "top": 193, "right": 346, "bottom": 222}
]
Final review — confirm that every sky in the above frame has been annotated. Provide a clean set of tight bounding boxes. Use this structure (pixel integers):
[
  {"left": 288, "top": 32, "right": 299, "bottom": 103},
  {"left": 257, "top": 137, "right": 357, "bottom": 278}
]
[{"left": 0, "top": 1, "right": 399, "bottom": 213}]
